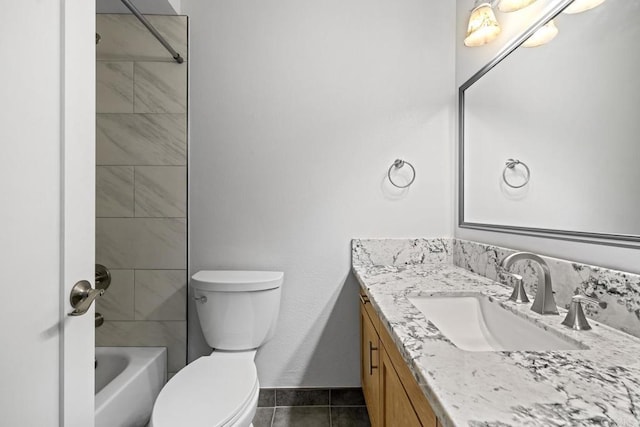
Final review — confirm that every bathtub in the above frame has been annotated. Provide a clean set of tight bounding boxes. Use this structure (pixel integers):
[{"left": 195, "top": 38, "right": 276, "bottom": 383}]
[{"left": 95, "top": 347, "right": 167, "bottom": 427}]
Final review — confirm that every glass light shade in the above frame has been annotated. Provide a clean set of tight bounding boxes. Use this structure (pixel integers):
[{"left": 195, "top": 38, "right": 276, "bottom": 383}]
[
  {"left": 464, "top": 3, "right": 501, "bottom": 47},
  {"left": 563, "top": 0, "right": 606, "bottom": 14},
  {"left": 522, "top": 19, "right": 558, "bottom": 47},
  {"left": 498, "top": 0, "right": 537, "bottom": 13}
]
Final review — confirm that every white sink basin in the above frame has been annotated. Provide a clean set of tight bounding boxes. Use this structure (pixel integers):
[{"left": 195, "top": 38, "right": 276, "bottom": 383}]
[{"left": 408, "top": 294, "right": 583, "bottom": 352}]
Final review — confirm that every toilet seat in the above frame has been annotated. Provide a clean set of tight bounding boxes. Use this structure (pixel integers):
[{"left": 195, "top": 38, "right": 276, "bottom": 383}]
[{"left": 151, "top": 351, "right": 258, "bottom": 427}]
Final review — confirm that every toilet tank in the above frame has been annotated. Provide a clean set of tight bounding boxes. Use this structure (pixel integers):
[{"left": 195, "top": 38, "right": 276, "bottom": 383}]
[{"left": 191, "top": 271, "right": 283, "bottom": 351}]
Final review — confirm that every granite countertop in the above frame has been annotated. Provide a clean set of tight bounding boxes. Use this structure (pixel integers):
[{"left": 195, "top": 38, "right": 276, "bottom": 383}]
[{"left": 353, "top": 262, "right": 640, "bottom": 427}]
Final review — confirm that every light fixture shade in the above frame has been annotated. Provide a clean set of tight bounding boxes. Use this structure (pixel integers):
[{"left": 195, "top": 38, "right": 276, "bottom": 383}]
[
  {"left": 464, "top": 3, "right": 501, "bottom": 47},
  {"left": 498, "top": 0, "right": 537, "bottom": 13},
  {"left": 563, "top": 0, "right": 606, "bottom": 14},
  {"left": 522, "top": 19, "right": 558, "bottom": 47}
]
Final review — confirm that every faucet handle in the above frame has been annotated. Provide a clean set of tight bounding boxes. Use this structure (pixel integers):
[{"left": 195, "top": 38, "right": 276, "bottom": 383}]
[
  {"left": 500, "top": 271, "right": 530, "bottom": 304},
  {"left": 561, "top": 294, "right": 607, "bottom": 331}
]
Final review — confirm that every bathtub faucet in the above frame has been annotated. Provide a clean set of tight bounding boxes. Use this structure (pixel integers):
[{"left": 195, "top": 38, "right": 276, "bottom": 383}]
[{"left": 95, "top": 312, "right": 104, "bottom": 328}]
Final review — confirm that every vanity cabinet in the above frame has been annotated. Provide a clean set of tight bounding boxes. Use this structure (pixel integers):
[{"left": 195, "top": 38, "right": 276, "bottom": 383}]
[
  {"left": 361, "top": 298, "right": 381, "bottom": 426},
  {"left": 380, "top": 348, "right": 422, "bottom": 426},
  {"left": 360, "top": 290, "right": 438, "bottom": 427}
]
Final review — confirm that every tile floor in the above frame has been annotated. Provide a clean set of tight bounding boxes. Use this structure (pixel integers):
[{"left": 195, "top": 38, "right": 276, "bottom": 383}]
[{"left": 253, "top": 388, "right": 371, "bottom": 427}]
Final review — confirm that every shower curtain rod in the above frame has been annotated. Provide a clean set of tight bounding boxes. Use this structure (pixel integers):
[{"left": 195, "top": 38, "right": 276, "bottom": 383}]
[{"left": 120, "top": 0, "right": 184, "bottom": 63}]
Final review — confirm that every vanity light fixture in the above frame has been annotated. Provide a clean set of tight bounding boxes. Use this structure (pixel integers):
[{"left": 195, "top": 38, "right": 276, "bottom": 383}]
[
  {"left": 522, "top": 19, "right": 559, "bottom": 47},
  {"left": 498, "top": 0, "right": 537, "bottom": 13},
  {"left": 464, "top": 1, "right": 502, "bottom": 47},
  {"left": 563, "top": 0, "right": 606, "bottom": 14}
]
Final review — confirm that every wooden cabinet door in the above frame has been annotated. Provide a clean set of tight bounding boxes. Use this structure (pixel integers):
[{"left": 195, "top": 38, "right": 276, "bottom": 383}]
[
  {"left": 380, "top": 348, "right": 422, "bottom": 427},
  {"left": 361, "top": 303, "right": 380, "bottom": 427}
]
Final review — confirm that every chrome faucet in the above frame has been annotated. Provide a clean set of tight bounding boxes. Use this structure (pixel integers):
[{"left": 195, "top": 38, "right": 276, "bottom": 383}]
[{"left": 499, "top": 252, "right": 558, "bottom": 315}]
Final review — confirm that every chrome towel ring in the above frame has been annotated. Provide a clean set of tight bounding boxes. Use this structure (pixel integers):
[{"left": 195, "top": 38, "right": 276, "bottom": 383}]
[
  {"left": 388, "top": 159, "right": 416, "bottom": 189},
  {"left": 503, "top": 158, "right": 530, "bottom": 189}
]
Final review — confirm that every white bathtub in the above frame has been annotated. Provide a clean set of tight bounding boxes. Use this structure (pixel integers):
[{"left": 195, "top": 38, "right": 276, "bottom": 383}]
[{"left": 96, "top": 347, "right": 167, "bottom": 427}]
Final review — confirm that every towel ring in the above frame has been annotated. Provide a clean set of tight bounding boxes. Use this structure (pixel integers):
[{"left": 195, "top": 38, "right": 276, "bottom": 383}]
[
  {"left": 388, "top": 159, "right": 416, "bottom": 189},
  {"left": 502, "top": 159, "right": 530, "bottom": 189}
]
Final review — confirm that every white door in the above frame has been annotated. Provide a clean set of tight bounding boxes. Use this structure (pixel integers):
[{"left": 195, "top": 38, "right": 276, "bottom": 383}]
[{"left": 0, "top": 1, "right": 95, "bottom": 426}]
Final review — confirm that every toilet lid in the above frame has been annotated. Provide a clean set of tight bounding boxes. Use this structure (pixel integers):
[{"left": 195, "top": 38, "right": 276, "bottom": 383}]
[
  {"left": 191, "top": 270, "right": 283, "bottom": 292},
  {"left": 152, "top": 354, "right": 258, "bottom": 427}
]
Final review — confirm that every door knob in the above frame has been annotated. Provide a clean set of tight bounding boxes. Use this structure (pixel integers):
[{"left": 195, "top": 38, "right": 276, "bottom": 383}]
[{"left": 68, "top": 280, "right": 104, "bottom": 316}]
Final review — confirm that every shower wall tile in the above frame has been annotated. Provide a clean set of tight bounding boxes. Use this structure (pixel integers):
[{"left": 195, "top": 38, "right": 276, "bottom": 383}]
[
  {"left": 96, "top": 113, "right": 187, "bottom": 166},
  {"left": 134, "top": 166, "right": 186, "bottom": 218},
  {"left": 134, "top": 62, "right": 187, "bottom": 113},
  {"left": 96, "top": 166, "right": 134, "bottom": 217},
  {"left": 96, "top": 61, "right": 134, "bottom": 113},
  {"left": 96, "top": 14, "right": 188, "bottom": 374},
  {"left": 96, "top": 218, "right": 186, "bottom": 269},
  {"left": 135, "top": 270, "right": 187, "bottom": 321},
  {"left": 96, "top": 269, "right": 134, "bottom": 321},
  {"left": 96, "top": 320, "right": 186, "bottom": 372},
  {"left": 97, "top": 15, "right": 188, "bottom": 62}
]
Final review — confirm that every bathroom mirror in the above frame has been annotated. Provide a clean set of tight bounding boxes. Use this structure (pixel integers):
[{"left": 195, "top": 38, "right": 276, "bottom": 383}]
[{"left": 459, "top": 0, "right": 640, "bottom": 245}]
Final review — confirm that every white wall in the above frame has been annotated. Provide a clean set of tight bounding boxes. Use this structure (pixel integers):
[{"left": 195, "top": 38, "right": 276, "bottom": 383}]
[
  {"left": 183, "top": 0, "right": 455, "bottom": 387},
  {"left": 456, "top": 0, "right": 640, "bottom": 274}
]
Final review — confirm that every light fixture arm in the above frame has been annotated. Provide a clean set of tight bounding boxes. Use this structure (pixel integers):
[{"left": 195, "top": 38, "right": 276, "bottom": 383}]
[{"left": 471, "top": 0, "right": 500, "bottom": 11}]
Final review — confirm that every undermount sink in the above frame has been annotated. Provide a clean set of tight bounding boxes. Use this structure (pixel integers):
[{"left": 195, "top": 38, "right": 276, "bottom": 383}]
[{"left": 408, "top": 294, "right": 583, "bottom": 352}]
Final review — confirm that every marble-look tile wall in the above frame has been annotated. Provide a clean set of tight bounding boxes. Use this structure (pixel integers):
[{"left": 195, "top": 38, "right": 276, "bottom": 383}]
[
  {"left": 95, "top": 14, "right": 188, "bottom": 374},
  {"left": 352, "top": 238, "right": 640, "bottom": 339}
]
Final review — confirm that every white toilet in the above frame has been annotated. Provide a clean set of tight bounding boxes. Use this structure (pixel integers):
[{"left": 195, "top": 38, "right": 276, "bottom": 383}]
[{"left": 150, "top": 270, "right": 283, "bottom": 427}]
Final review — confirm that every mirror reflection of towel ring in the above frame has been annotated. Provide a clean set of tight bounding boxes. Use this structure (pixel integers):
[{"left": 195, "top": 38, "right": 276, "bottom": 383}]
[
  {"left": 502, "top": 159, "right": 530, "bottom": 189},
  {"left": 388, "top": 159, "right": 416, "bottom": 189}
]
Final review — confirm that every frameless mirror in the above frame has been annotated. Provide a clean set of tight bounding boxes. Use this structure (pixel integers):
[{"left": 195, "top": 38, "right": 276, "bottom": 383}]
[{"left": 459, "top": 0, "right": 640, "bottom": 244}]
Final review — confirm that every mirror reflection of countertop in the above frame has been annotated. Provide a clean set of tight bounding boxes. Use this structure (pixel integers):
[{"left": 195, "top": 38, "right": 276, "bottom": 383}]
[{"left": 353, "top": 261, "right": 640, "bottom": 426}]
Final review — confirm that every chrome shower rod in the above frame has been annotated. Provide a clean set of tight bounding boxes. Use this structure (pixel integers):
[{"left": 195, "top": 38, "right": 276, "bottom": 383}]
[{"left": 120, "top": 0, "right": 184, "bottom": 63}]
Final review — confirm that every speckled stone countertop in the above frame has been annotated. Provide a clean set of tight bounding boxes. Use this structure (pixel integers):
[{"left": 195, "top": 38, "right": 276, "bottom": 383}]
[{"left": 353, "top": 261, "right": 640, "bottom": 427}]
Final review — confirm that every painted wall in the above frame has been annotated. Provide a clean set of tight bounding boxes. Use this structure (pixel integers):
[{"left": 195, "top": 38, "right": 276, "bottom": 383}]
[
  {"left": 455, "top": 0, "right": 640, "bottom": 274},
  {"left": 182, "top": 0, "right": 456, "bottom": 387},
  {"left": 95, "top": 14, "right": 189, "bottom": 376}
]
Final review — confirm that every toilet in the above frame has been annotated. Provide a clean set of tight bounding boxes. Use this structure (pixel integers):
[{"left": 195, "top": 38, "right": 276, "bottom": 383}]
[{"left": 150, "top": 270, "right": 283, "bottom": 427}]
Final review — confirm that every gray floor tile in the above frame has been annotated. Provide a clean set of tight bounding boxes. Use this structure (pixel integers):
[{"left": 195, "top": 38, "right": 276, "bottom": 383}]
[
  {"left": 272, "top": 407, "right": 330, "bottom": 427},
  {"left": 331, "top": 407, "right": 371, "bottom": 427},
  {"left": 252, "top": 407, "right": 274, "bottom": 427},
  {"left": 258, "top": 388, "right": 276, "bottom": 407},
  {"left": 330, "top": 388, "right": 366, "bottom": 406},
  {"left": 276, "top": 389, "right": 329, "bottom": 406}
]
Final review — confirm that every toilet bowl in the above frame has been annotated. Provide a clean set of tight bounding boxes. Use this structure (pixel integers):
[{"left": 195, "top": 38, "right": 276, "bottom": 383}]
[
  {"left": 150, "top": 270, "right": 283, "bottom": 427},
  {"left": 151, "top": 351, "right": 259, "bottom": 427}
]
